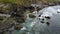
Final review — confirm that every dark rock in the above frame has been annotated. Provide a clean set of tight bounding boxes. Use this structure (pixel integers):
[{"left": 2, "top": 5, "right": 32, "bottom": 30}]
[
  {"left": 0, "top": 31, "right": 4, "bottom": 34},
  {"left": 57, "top": 11, "right": 60, "bottom": 13},
  {"left": 40, "top": 21, "right": 44, "bottom": 23},
  {"left": 42, "top": 18, "right": 44, "bottom": 21},
  {"left": 28, "top": 6, "right": 34, "bottom": 10},
  {"left": 37, "top": 7, "right": 42, "bottom": 11},
  {"left": 0, "top": 12, "right": 4, "bottom": 14},
  {"left": 45, "top": 16, "right": 51, "bottom": 19},
  {"left": 46, "top": 22, "right": 50, "bottom": 26},
  {"left": 38, "top": 15, "right": 41, "bottom": 17},
  {"left": 15, "top": 15, "right": 26, "bottom": 23}
]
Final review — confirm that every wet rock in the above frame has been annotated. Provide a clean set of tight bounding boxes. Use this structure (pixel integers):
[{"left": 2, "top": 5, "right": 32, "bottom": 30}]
[
  {"left": 38, "top": 15, "right": 41, "bottom": 17},
  {"left": 29, "top": 14, "right": 36, "bottom": 18},
  {"left": 40, "top": 21, "right": 44, "bottom": 23},
  {"left": 14, "top": 24, "right": 23, "bottom": 30},
  {"left": 48, "top": 3, "right": 55, "bottom": 6},
  {"left": 57, "top": 12, "right": 60, "bottom": 13},
  {"left": 45, "top": 16, "right": 51, "bottom": 19},
  {"left": 46, "top": 22, "right": 50, "bottom": 26},
  {"left": 42, "top": 18, "right": 44, "bottom": 21}
]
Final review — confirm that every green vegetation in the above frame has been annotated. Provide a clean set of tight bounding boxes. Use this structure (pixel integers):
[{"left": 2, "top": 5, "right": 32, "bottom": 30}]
[
  {"left": 0, "top": 0, "right": 31, "bottom": 7},
  {"left": 0, "top": 0, "right": 23, "bottom": 4},
  {"left": 0, "top": 0, "right": 59, "bottom": 7}
]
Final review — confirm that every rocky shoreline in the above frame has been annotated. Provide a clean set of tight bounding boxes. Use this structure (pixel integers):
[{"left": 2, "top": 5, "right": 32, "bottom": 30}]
[{"left": 0, "top": 1, "right": 60, "bottom": 34}]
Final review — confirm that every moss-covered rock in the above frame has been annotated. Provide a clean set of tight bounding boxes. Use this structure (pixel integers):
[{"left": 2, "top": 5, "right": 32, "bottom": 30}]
[
  {"left": 29, "top": 14, "right": 36, "bottom": 18},
  {"left": 14, "top": 24, "right": 23, "bottom": 30}
]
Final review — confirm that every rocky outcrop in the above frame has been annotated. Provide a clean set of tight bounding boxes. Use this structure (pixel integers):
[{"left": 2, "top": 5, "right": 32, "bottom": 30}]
[{"left": 0, "top": 3, "right": 27, "bottom": 34}]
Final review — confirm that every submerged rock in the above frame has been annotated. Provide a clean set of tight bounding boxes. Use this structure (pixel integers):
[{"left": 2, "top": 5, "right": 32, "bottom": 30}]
[
  {"left": 46, "top": 22, "right": 50, "bottom": 26},
  {"left": 29, "top": 14, "right": 36, "bottom": 18}
]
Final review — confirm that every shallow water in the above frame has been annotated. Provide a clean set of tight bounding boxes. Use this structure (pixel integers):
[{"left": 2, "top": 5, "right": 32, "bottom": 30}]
[{"left": 12, "top": 5, "right": 60, "bottom": 34}]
